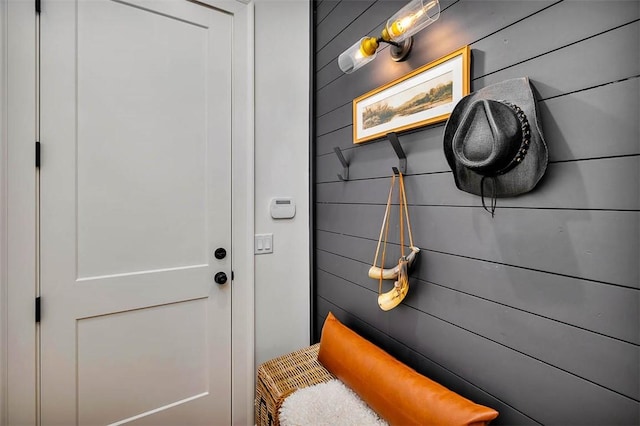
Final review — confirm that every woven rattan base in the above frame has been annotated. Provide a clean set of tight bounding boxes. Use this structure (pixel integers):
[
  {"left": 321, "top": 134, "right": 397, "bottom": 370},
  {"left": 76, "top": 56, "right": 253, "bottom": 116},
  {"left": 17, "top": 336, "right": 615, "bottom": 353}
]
[{"left": 255, "top": 343, "right": 336, "bottom": 426}]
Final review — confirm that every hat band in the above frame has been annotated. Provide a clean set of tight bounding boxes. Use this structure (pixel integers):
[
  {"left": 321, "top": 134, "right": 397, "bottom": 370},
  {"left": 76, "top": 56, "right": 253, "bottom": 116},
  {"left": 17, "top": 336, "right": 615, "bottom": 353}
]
[{"left": 491, "top": 100, "right": 531, "bottom": 176}]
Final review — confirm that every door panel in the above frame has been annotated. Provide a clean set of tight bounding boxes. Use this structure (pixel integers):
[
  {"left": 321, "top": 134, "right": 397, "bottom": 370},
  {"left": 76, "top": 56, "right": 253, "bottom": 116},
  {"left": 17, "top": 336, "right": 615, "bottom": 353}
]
[
  {"left": 76, "top": 0, "right": 209, "bottom": 278},
  {"left": 77, "top": 300, "right": 208, "bottom": 425},
  {"left": 40, "top": 0, "right": 232, "bottom": 423}
]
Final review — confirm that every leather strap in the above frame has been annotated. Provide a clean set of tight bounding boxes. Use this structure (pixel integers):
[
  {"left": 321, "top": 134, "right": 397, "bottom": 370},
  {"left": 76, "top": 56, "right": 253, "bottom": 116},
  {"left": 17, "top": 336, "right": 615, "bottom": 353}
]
[
  {"left": 399, "top": 172, "right": 414, "bottom": 249},
  {"left": 372, "top": 174, "right": 395, "bottom": 268},
  {"left": 373, "top": 171, "right": 415, "bottom": 297}
]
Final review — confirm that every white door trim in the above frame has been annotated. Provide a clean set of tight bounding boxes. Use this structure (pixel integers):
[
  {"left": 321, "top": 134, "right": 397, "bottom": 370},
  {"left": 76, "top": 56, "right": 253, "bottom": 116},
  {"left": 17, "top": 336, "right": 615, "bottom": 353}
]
[
  {"left": 4, "top": 0, "right": 38, "bottom": 424},
  {"left": 0, "top": 0, "right": 8, "bottom": 423},
  {"left": 0, "top": 0, "right": 255, "bottom": 423}
]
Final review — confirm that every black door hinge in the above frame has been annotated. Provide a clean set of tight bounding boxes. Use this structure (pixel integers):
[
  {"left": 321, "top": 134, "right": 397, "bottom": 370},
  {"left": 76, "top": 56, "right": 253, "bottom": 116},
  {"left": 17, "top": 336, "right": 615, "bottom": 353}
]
[
  {"left": 35, "top": 297, "right": 41, "bottom": 323},
  {"left": 35, "top": 0, "right": 40, "bottom": 14},
  {"left": 35, "top": 141, "right": 41, "bottom": 168},
  {"left": 231, "top": 271, "right": 234, "bottom": 281}
]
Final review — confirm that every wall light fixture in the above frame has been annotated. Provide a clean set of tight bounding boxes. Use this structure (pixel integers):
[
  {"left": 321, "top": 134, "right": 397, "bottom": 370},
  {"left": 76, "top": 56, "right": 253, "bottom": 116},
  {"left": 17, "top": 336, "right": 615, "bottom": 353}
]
[{"left": 338, "top": 0, "right": 440, "bottom": 74}]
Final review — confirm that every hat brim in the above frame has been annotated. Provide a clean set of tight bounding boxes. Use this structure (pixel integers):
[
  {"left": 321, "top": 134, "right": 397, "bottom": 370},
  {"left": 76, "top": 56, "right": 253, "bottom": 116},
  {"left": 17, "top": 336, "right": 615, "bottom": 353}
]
[{"left": 443, "top": 77, "right": 548, "bottom": 197}]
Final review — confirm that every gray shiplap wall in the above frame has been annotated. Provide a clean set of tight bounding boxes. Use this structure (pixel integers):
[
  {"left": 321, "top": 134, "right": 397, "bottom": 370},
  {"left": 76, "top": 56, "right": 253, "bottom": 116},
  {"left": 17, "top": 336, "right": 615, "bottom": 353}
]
[{"left": 312, "top": 0, "right": 640, "bottom": 424}]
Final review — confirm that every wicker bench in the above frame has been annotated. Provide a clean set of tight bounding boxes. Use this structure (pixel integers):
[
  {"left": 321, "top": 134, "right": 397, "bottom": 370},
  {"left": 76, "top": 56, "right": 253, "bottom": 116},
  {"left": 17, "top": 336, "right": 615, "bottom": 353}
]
[
  {"left": 255, "top": 313, "right": 499, "bottom": 426},
  {"left": 255, "top": 343, "right": 334, "bottom": 426}
]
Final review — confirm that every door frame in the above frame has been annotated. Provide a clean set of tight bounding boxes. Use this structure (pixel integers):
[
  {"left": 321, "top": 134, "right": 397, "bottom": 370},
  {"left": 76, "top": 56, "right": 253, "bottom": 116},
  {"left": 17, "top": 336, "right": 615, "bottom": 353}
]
[{"left": 0, "top": 0, "right": 256, "bottom": 424}]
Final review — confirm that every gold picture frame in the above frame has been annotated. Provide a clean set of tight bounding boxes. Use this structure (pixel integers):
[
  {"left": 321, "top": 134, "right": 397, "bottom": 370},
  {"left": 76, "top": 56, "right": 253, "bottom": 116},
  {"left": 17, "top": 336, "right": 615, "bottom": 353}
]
[{"left": 353, "top": 46, "right": 470, "bottom": 144}]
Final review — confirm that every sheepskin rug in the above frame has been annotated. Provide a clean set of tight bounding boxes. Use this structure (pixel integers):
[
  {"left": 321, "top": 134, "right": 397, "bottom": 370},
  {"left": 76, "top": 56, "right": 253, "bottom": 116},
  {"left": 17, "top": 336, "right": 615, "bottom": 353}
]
[{"left": 278, "top": 379, "right": 387, "bottom": 426}]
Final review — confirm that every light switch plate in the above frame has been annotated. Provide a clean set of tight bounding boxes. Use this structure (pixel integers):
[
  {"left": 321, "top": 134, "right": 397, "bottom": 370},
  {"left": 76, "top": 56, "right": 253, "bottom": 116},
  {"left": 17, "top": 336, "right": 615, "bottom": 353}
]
[{"left": 255, "top": 233, "right": 273, "bottom": 255}]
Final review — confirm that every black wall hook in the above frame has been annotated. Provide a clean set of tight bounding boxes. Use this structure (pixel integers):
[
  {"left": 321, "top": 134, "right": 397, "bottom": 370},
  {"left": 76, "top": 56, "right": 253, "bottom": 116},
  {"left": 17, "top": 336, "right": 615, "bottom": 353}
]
[
  {"left": 387, "top": 132, "right": 407, "bottom": 174},
  {"left": 333, "top": 147, "right": 349, "bottom": 181}
]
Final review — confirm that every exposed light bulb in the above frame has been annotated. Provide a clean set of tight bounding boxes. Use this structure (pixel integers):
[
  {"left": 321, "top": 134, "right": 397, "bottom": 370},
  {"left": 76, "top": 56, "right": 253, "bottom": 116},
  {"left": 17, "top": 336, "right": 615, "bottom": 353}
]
[{"left": 385, "top": 0, "right": 440, "bottom": 42}]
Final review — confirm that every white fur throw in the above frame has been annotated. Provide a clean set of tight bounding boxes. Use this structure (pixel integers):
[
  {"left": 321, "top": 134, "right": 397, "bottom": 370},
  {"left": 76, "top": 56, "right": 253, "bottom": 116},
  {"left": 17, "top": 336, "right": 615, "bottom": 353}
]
[{"left": 279, "top": 379, "right": 388, "bottom": 426}]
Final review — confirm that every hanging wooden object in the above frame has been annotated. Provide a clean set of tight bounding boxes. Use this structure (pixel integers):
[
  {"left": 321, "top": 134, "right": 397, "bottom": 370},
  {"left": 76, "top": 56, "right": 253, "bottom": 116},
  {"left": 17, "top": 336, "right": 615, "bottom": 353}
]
[
  {"left": 368, "top": 247, "right": 419, "bottom": 280},
  {"left": 370, "top": 170, "right": 420, "bottom": 311}
]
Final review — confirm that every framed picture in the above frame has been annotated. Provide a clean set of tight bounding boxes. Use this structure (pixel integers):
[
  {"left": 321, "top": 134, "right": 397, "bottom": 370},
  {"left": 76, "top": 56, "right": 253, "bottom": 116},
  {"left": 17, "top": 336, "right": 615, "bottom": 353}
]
[{"left": 353, "top": 45, "right": 470, "bottom": 144}]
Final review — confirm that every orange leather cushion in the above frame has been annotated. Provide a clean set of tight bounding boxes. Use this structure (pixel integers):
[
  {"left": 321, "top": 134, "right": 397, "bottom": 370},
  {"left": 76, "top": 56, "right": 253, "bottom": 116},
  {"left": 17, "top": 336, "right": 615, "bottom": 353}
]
[{"left": 318, "top": 312, "right": 499, "bottom": 426}]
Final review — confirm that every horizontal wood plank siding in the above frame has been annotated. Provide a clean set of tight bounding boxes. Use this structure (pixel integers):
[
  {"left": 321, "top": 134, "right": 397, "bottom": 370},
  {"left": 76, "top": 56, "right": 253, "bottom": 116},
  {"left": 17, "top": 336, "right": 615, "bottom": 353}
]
[
  {"left": 317, "top": 156, "right": 640, "bottom": 211},
  {"left": 316, "top": 230, "right": 639, "bottom": 345},
  {"left": 317, "top": 203, "right": 639, "bottom": 287},
  {"left": 317, "top": 76, "right": 640, "bottom": 158},
  {"left": 312, "top": 0, "right": 640, "bottom": 424}
]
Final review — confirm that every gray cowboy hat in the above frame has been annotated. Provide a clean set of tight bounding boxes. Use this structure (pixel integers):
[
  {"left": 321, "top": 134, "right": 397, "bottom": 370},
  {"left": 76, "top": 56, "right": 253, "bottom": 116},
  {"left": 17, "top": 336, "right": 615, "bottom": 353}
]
[{"left": 443, "top": 77, "right": 548, "bottom": 207}]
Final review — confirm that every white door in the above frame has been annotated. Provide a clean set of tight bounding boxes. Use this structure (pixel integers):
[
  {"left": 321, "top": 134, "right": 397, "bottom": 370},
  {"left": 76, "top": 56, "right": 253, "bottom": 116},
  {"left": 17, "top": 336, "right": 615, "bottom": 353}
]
[{"left": 39, "top": 0, "right": 232, "bottom": 424}]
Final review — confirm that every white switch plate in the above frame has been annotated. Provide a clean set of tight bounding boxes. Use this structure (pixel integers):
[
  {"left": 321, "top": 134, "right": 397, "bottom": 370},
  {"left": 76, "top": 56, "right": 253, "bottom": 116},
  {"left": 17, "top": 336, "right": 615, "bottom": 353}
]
[{"left": 255, "top": 233, "right": 273, "bottom": 255}]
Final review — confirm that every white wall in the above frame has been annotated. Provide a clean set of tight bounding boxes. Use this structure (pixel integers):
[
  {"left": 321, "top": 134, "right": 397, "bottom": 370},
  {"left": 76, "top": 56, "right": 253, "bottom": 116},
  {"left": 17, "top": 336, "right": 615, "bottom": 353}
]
[
  {"left": 0, "top": 0, "right": 7, "bottom": 422},
  {"left": 254, "top": 0, "right": 310, "bottom": 366}
]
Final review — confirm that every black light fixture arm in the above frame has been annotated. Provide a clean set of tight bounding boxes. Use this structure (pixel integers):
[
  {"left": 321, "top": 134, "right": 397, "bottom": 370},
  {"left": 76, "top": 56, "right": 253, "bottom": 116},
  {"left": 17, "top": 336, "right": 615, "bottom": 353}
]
[
  {"left": 376, "top": 37, "right": 402, "bottom": 48},
  {"left": 376, "top": 36, "right": 414, "bottom": 62}
]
